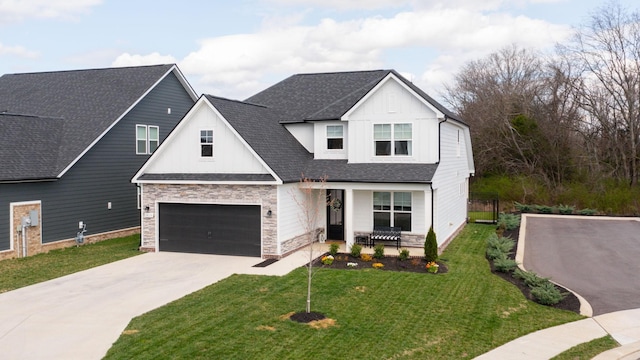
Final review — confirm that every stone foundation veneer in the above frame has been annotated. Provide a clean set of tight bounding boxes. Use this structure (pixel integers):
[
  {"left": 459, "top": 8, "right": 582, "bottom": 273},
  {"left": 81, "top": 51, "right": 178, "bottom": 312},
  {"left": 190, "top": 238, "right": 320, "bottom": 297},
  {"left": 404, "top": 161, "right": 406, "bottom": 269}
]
[
  {"left": 354, "top": 231, "right": 426, "bottom": 248},
  {"left": 141, "top": 183, "right": 278, "bottom": 257}
]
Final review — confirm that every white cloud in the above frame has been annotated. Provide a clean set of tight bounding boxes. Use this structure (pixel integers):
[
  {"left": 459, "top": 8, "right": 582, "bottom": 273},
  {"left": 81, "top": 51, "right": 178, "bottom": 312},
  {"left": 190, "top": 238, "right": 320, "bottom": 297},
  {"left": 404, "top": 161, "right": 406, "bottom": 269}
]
[
  {"left": 111, "top": 52, "right": 178, "bottom": 67},
  {"left": 264, "top": 0, "right": 412, "bottom": 10},
  {"left": 0, "top": 42, "right": 38, "bottom": 58},
  {"left": 0, "top": 0, "right": 101, "bottom": 24},
  {"left": 110, "top": 2, "right": 573, "bottom": 99}
]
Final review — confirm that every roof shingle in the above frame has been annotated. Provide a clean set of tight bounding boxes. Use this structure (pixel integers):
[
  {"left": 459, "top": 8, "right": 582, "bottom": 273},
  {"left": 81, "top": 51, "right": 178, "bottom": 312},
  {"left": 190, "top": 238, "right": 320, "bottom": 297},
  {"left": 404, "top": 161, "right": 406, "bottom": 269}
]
[{"left": 0, "top": 64, "right": 176, "bottom": 181}]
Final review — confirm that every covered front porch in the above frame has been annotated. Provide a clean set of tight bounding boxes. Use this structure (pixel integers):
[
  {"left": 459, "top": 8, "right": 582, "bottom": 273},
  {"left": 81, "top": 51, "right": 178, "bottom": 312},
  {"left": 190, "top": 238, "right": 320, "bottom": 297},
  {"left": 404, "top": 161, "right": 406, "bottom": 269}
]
[{"left": 318, "top": 182, "right": 434, "bottom": 251}]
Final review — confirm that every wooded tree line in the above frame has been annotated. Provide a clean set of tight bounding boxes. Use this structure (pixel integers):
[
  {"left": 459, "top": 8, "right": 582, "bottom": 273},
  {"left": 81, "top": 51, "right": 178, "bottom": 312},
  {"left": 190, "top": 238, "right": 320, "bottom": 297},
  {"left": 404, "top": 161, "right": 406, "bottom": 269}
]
[{"left": 445, "top": 2, "right": 640, "bottom": 192}]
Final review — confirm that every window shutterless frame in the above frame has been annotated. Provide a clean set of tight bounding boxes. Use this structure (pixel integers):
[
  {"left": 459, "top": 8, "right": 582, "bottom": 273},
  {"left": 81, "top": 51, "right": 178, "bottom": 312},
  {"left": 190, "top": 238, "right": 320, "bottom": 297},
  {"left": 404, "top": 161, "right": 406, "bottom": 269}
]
[
  {"left": 200, "top": 129, "right": 213, "bottom": 157},
  {"left": 326, "top": 125, "right": 344, "bottom": 150}
]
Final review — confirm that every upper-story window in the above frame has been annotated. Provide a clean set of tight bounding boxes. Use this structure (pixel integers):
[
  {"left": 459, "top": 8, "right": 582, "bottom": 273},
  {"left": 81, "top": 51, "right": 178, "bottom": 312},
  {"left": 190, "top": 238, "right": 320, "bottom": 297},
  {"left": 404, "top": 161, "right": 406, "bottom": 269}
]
[
  {"left": 374, "top": 123, "right": 412, "bottom": 156},
  {"left": 326, "top": 125, "right": 344, "bottom": 150},
  {"left": 136, "top": 125, "right": 159, "bottom": 155},
  {"left": 200, "top": 130, "right": 213, "bottom": 157}
]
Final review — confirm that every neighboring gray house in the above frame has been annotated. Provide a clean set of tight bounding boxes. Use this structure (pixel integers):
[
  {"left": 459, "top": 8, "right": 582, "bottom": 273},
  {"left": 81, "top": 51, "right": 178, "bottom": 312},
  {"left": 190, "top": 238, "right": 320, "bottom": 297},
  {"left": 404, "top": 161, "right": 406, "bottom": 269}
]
[
  {"left": 0, "top": 64, "right": 197, "bottom": 259},
  {"left": 133, "top": 70, "right": 474, "bottom": 258}
]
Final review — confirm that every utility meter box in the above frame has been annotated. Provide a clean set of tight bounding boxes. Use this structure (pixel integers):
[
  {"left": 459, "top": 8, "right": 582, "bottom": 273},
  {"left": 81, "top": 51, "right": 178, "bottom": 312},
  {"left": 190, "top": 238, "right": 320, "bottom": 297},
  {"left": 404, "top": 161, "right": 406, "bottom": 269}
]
[{"left": 29, "top": 210, "right": 39, "bottom": 227}]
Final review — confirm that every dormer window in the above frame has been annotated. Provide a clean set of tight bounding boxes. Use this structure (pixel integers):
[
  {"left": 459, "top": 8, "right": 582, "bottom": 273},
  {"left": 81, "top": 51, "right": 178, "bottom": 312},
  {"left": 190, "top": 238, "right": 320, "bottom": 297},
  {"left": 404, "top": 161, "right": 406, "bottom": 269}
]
[
  {"left": 326, "top": 125, "right": 344, "bottom": 150},
  {"left": 200, "top": 130, "right": 213, "bottom": 157},
  {"left": 374, "top": 123, "right": 412, "bottom": 156}
]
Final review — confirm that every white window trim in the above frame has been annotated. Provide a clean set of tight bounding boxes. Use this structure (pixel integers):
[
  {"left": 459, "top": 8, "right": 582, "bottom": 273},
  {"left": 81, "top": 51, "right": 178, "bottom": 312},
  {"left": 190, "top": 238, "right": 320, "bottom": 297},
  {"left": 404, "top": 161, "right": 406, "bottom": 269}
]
[
  {"left": 136, "top": 124, "right": 159, "bottom": 155},
  {"left": 200, "top": 129, "right": 214, "bottom": 158},
  {"left": 373, "top": 191, "right": 412, "bottom": 231},
  {"left": 136, "top": 124, "right": 147, "bottom": 155},
  {"left": 373, "top": 123, "right": 413, "bottom": 157},
  {"left": 326, "top": 124, "right": 344, "bottom": 151}
]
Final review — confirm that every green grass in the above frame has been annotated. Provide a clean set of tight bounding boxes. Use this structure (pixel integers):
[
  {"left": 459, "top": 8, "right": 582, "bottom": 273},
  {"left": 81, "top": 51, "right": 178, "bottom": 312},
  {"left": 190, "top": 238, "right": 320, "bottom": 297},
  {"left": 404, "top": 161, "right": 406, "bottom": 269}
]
[
  {"left": 551, "top": 335, "right": 619, "bottom": 360},
  {"left": 105, "top": 225, "right": 583, "bottom": 359},
  {"left": 0, "top": 235, "right": 141, "bottom": 293},
  {"left": 468, "top": 210, "right": 495, "bottom": 222}
]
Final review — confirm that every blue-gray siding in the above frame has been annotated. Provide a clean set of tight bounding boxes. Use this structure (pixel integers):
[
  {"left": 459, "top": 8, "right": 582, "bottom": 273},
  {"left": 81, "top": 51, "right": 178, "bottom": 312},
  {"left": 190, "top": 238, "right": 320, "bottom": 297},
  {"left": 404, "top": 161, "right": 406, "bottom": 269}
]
[{"left": 0, "top": 72, "right": 195, "bottom": 250}]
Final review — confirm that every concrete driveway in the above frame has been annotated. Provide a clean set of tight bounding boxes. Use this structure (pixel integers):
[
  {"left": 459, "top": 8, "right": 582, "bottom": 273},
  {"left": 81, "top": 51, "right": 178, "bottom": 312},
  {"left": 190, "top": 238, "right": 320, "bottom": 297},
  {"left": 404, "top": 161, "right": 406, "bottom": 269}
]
[
  {"left": 0, "top": 251, "right": 311, "bottom": 360},
  {"left": 522, "top": 215, "right": 640, "bottom": 316}
]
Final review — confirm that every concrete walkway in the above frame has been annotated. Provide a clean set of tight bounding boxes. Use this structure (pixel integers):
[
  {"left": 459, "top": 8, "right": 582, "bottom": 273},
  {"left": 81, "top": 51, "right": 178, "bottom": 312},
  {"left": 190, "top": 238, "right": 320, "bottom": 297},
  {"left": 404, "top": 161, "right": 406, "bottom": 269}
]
[
  {"left": 475, "top": 214, "right": 640, "bottom": 359},
  {"left": 0, "top": 250, "right": 313, "bottom": 360}
]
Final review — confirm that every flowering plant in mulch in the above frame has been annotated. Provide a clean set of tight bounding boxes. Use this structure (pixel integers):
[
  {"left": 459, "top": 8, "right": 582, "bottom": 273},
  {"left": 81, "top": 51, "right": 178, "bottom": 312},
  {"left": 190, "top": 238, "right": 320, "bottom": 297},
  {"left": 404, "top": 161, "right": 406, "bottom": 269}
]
[
  {"left": 346, "top": 262, "right": 358, "bottom": 268},
  {"left": 321, "top": 255, "right": 334, "bottom": 265},
  {"left": 360, "top": 253, "right": 373, "bottom": 262},
  {"left": 372, "top": 262, "right": 384, "bottom": 269},
  {"left": 426, "top": 261, "right": 439, "bottom": 273}
]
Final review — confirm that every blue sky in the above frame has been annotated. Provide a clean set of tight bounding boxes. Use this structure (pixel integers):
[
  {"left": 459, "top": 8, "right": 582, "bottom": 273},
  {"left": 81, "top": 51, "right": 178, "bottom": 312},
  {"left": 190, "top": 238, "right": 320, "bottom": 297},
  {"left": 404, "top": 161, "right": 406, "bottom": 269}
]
[{"left": 1, "top": 0, "right": 637, "bottom": 101}]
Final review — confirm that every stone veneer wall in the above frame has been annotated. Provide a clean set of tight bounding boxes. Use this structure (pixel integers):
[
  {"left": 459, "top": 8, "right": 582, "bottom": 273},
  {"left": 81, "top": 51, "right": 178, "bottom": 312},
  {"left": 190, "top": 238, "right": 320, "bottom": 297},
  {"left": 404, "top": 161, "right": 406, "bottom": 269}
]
[
  {"left": 141, "top": 184, "right": 278, "bottom": 257},
  {"left": 354, "top": 231, "right": 425, "bottom": 248},
  {"left": 275, "top": 227, "right": 323, "bottom": 258}
]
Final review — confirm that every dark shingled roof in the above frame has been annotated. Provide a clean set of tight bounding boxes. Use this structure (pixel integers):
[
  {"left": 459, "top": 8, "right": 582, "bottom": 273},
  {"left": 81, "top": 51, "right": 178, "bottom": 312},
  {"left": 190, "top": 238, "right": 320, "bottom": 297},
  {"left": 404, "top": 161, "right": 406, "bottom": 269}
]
[
  {"left": 0, "top": 64, "right": 177, "bottom": 181},
  {"left": 0, "top": 113, "right": 63, "bottom": 182},
  {"left": 206, "top": 94, "right": 439, "bottom": 184},
  {"left": 246, "top": 69, "right": 463, "bottom": 124}
]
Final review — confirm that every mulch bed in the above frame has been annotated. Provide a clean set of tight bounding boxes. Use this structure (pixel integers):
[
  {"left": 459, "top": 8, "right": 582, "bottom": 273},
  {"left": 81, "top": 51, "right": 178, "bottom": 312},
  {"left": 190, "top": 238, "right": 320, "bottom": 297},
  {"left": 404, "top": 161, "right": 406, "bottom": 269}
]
[
  {"left": 495, "top": 227, "right": 581, "bottom": 314},
  {"left": 290, "top": 311, "right": 326, "bottom": 323},
  {"left": 312, "top": 253, "right": 448, "bottom": 274}
]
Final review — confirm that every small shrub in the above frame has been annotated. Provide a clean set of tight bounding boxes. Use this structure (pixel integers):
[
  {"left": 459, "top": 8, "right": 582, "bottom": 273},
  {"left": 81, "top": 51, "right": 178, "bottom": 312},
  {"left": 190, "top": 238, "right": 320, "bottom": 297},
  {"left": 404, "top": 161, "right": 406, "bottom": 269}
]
[
  {"left": 372, "top": 262, "right": 384, "bottom": 269},
  {"left": 514, "top": 202, "right": 532, "bottom": 213},
  {"left": 346, "top": 262, "right": 358, "bottom": 268},
  {"left": 398, "top": 248, "right": 410, "bottom": 261},
  {"left": 328, "top": 243, "right": 340, "bottom": 256},
  {"left": 486, "top": 246, "right": 508, "bottom": 260},
  {"left": 497, "top": 213, "right": 521, "bottom": 230},
  {"left": 360, "top": 253, "right": 373, "bottom": 262},
  {"left": 486, "top": 233, "right": 515, "bottom": 260},
  {"left": 531, "top": 281, "right": 566, "bottom": 305},
  {"left": 410, "top": 258, "right": 421, "bottom": 266},
  {"left": 426, "top": 261, "right": 439, "bottom": 273},
  {"left": 373, "top": 244, "right": 385, "bottom": 259},
  {"left": 424, "top": 226, "right": 438, "bottom": 262},
  {"left": 350, "top": 244, "right": 363, "bottom": 258},
  {"left": 493, "top": 256, "right": 518, "bottom": 273},
  {"left": 533, "top": 205, "right": 554, "bottom": 214},
  {"left": 557, "top": 204, "right": 574, "bottom": 215},
  {"left": 321, "top": 255, "right": 334, "bottom": 265},
  {"left": 578, "top": 208, "right": 597, "bottom": 216},
  {"left": 513, "top": 268, "right": 548, "bottom": 287}
]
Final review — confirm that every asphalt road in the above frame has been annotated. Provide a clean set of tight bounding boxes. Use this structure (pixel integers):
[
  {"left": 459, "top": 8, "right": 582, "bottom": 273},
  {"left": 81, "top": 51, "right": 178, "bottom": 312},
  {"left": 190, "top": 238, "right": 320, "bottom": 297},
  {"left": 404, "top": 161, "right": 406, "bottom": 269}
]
[{"left": 523, "top": 216, "right": 640, "bottom": 316}]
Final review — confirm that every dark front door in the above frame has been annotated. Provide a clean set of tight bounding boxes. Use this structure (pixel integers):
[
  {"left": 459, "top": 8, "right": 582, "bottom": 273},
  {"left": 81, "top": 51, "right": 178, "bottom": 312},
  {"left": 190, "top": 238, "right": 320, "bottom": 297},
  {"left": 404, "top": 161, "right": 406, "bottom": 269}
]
[
  {"left": 158, "top": 203, "right": 261, "bottom": 257},
  {"left": 326, "top": 190, "right": 344, "bottom": 240}
]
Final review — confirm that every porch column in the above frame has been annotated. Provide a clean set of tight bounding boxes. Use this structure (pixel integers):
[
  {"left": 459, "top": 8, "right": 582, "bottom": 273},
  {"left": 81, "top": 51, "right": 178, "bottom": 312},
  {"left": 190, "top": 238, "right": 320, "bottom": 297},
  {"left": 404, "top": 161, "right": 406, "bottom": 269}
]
[{"left": 344, "top": 188, "right": 354, "bottom": 250}]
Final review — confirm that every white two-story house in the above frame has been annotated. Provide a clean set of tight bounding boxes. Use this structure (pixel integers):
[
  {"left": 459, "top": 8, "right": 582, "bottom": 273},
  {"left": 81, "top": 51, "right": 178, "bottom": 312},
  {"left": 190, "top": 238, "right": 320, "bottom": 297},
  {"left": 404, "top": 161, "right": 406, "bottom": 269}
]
[{"left": 132, "top": 70, "right": 474, "bottom": 258}]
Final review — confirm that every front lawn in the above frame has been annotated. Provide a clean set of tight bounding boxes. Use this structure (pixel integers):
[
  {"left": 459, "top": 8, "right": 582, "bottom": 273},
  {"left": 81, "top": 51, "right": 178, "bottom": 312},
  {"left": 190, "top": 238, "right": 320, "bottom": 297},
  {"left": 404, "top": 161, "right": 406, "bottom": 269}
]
[
  {"left": 0, "top": 235, "right": 141, "bottom": 293},
  {"left": 105, "top": 225, "right": 582, "bottom": 359}
]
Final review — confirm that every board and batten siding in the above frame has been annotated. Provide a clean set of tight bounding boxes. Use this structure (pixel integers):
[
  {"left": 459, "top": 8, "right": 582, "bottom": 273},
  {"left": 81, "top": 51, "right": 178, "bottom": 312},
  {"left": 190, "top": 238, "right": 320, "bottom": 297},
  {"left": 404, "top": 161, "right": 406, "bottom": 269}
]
[
  {"left": 345, "top": 79, "right": 439, "bottom": 164},
  {"left": 313, "top": 121, "right": 348, "bottom": 159},
  {"left": 0, "top": 72, "right": 195, "bottom": 251},
  {"left": 351, "top": 189, "right": 428, "bottom": 235},
  {"left": 431, "top": 121, "right": 472, "bottom": 245},
  {"left": 283, "top": 123, "right": 314, "bottom": 153},
  {"left": 277, "top": 183, "right": 325, "bottom": 244},
  {"left": 144, "top": 101, "right": 269, "bottom": 175}
]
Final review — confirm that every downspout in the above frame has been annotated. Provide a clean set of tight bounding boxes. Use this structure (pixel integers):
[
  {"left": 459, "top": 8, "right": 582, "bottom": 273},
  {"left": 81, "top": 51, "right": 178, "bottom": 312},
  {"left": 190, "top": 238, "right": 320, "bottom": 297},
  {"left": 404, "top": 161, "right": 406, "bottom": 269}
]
[
  {"left": 437, "top": 116, "right": 448, "bottom": 164},
  {"left": 429, "top": 183, "right": 434, "bottom": 230},
  {"left": 433, "top": 116, "right": 448, "bottom": 230}
]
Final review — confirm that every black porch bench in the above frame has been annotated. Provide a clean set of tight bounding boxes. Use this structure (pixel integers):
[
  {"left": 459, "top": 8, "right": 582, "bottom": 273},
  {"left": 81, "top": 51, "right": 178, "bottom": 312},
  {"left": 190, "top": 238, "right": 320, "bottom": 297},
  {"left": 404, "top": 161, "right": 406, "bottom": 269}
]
[{"left": 369, "top": 226, "right": 402, "bottom": 249}]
